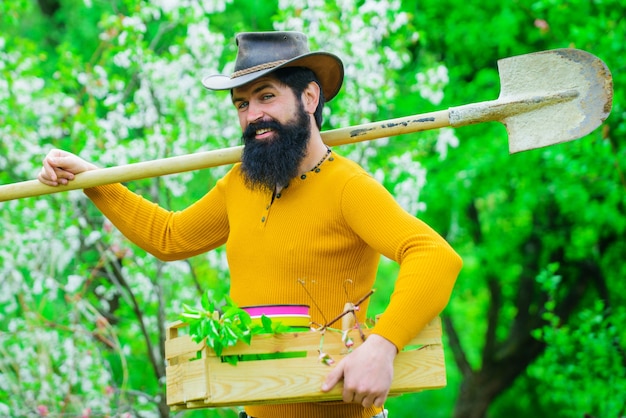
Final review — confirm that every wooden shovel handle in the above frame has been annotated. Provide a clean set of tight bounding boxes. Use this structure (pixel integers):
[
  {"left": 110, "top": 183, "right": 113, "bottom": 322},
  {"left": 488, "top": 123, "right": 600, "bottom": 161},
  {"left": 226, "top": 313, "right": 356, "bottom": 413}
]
[
  {"left": 0, "top": 110, "right": 449, "bottom": 202},
  {"left": 0, "top": 48, "right": 613, "bottom": 202}
]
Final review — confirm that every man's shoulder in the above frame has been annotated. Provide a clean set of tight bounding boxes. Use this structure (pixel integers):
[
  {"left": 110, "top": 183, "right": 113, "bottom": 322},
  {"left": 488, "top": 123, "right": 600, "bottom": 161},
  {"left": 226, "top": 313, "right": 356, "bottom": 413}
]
[
  {"left": 216, "top": 163, "right": 247, "bottom": 190},
  {"left": 328, "top": 152, "right": 370, "bottom": 178},
  {"left": 323, "top": 153, "right": 387, "bottom": 197}
]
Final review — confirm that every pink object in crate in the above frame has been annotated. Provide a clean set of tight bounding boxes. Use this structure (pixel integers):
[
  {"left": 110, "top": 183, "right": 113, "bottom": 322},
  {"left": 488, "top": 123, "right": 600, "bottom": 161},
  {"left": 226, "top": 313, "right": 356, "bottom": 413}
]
[
  {"left": 241, "top": 304, "right": 311, "bottom": 328},
  {"left": 241, "top": 304, "right": 310, "bottom": 317}
]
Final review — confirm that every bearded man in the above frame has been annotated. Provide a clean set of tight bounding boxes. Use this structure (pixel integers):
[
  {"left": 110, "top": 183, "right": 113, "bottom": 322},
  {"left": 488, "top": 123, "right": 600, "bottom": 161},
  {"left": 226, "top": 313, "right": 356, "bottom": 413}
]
[{"left": 38, "top": 31, "right": 462, "bottom": 418}]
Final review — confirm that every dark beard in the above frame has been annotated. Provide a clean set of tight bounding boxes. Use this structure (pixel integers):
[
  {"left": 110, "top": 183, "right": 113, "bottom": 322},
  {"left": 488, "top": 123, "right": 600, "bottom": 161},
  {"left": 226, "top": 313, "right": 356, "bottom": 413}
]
[{"left": 240, "top": 105, "right": 311, "bottom": 192}]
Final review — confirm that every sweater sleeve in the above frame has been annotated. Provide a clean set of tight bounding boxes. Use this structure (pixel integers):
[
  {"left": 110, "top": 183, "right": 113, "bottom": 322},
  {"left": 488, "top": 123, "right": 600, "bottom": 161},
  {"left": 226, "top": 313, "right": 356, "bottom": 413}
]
[
  {"left": 340, "top": 173, "right": 462, "bottom": 350},
  {"left": 84, "top": 179, "right": 230, "bottom": 261}
]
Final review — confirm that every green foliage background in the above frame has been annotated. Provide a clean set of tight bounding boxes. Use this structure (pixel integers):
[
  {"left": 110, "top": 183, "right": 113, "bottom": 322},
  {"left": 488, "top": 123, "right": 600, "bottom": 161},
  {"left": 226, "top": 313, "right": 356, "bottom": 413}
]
[{"left": 0, "top": 0, "right": 624, "bottom": 417}]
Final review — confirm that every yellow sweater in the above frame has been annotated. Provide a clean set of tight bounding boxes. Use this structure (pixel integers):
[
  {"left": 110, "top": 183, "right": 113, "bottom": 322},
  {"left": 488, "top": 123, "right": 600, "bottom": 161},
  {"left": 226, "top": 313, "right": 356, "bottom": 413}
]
[{"left": 85, "top": 152, "right": 462, "bottom": 418}]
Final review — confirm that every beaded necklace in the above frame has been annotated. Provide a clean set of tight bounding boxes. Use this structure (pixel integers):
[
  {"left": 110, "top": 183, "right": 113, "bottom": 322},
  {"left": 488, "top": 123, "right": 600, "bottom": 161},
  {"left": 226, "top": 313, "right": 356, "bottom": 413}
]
[{"left": 310, "top": 147, "right": 332, "bottom": 173}]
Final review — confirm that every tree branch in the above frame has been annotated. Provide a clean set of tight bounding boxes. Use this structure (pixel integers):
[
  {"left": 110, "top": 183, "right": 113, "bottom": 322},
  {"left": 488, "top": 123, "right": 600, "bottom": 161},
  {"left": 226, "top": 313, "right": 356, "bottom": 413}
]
[
  {"left": 483, "top": 274, "right": 501, "bottom": 363},
  {"left": 443, "top": 314, "right": 473, "bottom": 377},
  {"left": 101, "top": 248, "right": 165, "bottom": 380}
]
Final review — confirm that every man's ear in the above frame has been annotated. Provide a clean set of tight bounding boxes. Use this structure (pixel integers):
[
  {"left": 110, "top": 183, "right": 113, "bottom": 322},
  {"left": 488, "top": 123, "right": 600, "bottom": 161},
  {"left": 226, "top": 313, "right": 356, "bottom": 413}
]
[{"left": 301, "top": 81, "right": 321, "bottom": 114}]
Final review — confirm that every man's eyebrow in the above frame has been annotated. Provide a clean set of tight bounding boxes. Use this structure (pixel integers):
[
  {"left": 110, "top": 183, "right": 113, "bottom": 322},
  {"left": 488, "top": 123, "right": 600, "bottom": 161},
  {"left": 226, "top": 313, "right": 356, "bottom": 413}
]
[{"left": 232, "top": 83, "right": 275, "bottom": 104}]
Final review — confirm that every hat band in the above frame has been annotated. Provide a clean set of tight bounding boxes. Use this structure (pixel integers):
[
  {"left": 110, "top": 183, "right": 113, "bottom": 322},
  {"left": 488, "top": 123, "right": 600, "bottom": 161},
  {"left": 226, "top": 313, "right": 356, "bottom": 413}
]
[{"left": 231, "top": 60, "right": 288, "bottom": 79}]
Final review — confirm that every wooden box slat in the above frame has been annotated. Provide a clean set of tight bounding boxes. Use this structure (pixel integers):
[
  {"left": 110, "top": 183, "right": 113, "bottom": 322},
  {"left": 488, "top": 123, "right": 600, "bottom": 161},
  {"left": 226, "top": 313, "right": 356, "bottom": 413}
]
[{"left": 165, "top": 317, "right": 445, "bottom": 410}]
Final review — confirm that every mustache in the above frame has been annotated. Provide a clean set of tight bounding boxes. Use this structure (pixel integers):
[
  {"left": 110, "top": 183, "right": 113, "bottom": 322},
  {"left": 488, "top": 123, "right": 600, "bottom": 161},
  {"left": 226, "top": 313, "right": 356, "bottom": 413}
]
[{"left": 243, "top": 120, "right": 282, "bottom": 141}]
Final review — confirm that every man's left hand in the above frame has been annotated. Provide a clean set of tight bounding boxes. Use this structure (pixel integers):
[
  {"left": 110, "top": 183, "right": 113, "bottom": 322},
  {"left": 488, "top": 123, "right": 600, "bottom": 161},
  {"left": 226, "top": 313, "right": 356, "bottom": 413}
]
[{"left": 321, "top": 333, "right": 398, "bottom": 408}]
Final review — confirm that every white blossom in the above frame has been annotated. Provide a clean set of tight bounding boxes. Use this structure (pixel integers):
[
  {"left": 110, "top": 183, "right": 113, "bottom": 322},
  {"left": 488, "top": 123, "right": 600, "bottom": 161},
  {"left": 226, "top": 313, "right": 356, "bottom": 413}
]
[
  {"left": 435, "top": 128, "right": 460, "bottom": 160},
  {"left": 388, "top": 151, "right": 428, "bottom": 215},
  {"left": 113, "top": 49, "right": 133, "bottom": 68},
  {"left": 415, "top": 64, "right": 449, "bottom": 106},
  {"left": 65, "top": 275, "right": 85, "bottom": 293}
]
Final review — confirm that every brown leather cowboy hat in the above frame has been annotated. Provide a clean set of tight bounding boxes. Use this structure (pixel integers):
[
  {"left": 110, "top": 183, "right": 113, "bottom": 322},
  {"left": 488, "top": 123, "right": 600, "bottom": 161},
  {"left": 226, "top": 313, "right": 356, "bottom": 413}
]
[{"left": 202, "top": 31, "right": 344, "bottom": 101}]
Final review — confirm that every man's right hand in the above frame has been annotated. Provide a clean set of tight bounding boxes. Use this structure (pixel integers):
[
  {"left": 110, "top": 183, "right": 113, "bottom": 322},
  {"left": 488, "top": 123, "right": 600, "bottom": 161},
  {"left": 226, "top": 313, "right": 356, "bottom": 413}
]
[{"left": 38, "top": 149, "right": 98, "bottom": 186}]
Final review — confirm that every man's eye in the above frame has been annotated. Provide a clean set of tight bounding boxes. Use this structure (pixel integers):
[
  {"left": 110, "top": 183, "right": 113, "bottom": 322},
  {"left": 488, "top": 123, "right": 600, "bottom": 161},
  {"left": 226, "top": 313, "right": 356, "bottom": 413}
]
[
  {"left": 262, "top": 94, "right": 274, "bottom": 100},
  {"left": 237, "top": 102, "right": 248, "bottom": 110}
]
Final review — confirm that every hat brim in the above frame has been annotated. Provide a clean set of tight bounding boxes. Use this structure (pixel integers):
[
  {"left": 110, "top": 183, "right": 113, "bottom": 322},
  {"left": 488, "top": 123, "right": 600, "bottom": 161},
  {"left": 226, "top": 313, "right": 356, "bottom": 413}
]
[{"left": 202, "top": 52, "right": 344, "bottom": 102}]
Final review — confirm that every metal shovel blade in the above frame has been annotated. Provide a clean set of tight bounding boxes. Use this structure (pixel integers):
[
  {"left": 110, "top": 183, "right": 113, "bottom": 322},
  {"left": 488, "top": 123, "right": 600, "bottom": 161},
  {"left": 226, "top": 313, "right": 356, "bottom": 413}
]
[
  {"left": 498, "top": 49, "right": 613, "bottom": 153},
  {"left": 448, "top": 49, "right": 614, "bottom": 153}
]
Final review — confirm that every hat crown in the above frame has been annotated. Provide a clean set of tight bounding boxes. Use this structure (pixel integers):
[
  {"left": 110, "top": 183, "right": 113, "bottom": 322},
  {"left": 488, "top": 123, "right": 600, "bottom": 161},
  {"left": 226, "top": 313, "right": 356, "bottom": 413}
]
[{"left": 234, "top": 32, "right": 310, "bottom": 73}]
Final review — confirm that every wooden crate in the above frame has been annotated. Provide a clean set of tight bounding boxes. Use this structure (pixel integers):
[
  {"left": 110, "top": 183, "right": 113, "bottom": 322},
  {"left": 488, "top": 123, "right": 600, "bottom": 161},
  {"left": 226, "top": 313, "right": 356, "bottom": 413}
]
[{"left": 165, "top": 317, "right": 445, "bottom": 410}]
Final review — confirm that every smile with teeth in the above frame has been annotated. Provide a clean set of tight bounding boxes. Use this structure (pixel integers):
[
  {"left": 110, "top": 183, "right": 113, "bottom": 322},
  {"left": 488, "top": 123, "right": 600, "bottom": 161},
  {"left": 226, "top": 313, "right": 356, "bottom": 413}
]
[{"left": 256, "top": 128, "right": 273, "bottom": 136}]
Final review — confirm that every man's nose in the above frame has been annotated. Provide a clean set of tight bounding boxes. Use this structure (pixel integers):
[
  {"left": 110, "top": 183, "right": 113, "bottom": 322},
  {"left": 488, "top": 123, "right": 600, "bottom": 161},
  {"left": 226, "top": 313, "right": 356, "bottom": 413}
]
[{"left": 246, "top": 102, "right": 264, "bottom": 124}]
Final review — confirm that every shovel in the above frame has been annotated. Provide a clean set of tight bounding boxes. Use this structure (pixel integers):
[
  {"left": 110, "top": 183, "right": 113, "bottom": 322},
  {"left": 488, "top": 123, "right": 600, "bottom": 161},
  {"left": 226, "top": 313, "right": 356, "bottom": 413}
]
[{"left": 0, "top": 48, "right": 613, "bottom": 203}]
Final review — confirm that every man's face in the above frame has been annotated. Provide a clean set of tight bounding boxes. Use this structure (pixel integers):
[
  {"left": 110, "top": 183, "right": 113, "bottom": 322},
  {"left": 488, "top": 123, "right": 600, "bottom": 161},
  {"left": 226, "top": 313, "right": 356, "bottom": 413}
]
[
  {"left": 232, "top": 76, "right": 311, "bottom": 192},
  {"left": 232, "top": 76, "right": 301, "bottom": 138}
]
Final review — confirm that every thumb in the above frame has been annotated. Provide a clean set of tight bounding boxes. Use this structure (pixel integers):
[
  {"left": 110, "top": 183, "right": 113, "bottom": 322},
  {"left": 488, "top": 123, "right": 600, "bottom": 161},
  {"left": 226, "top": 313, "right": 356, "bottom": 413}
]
[{"left": 321, "top": 361, "right": 344, "bottom": 392}]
